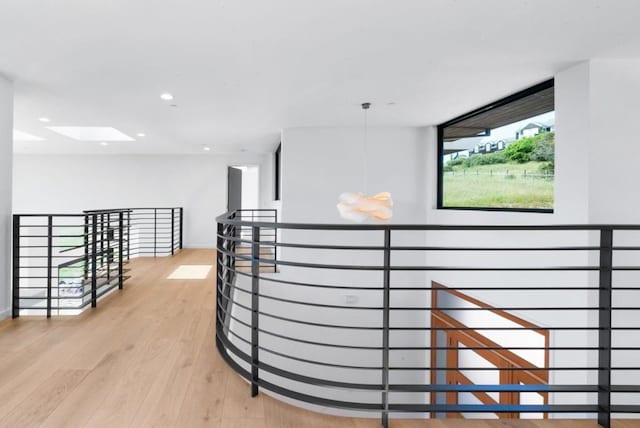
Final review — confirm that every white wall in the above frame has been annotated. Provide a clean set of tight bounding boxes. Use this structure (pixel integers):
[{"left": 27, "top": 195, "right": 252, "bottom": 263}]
[
  {"left": 13, "top": 153, "right": 268, "bottom": 248},
  {"left": 0, "top": 75, "right": 13, "bottom": 319},
  {"left": 281, "top": 127, "right": 427, "bottom": 224},
  {"left": 588, "top": 59, "right": 640, "bottom": 223}
]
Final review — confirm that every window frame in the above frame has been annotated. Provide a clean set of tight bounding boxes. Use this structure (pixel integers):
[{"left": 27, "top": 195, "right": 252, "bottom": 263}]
[{"left": 436, "top": 79, "right": 555, "bottom": 213}]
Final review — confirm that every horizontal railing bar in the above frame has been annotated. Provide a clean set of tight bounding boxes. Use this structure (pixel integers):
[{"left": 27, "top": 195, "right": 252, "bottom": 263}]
[
  {"left": 220, "top": 235, "right": 640, "bottom": 252},
  {"left": 217, "top": 213, "right": 640, "bottom": 231},
  {"left": 83, "top": 207, "right": 180, "bottom": 212},
  {"left": 388, "top": 384, "right": 600, "bottom": 393},
  {"left": 612, "top": 405, "right": 640, "bottom": 412},
  {"left": 390, "top": 366, "right": 608, "bottom": 371},
  {"left": 14, "top": 214, "right": 88, "bottom": 217},
  {"left": 389, "top": 403, "right": 597, "bottom": 413},
  {"left": 392, "top": 245, "right": 604, "bottom": 251},
  {"left": 388, "top": 346, "right": 620, "bottom": 351},
  {"left": 220, "top": 246, "right": 607, "bottom": 272},
  {"left": 219, "top": 235, "right": 383, "bottom": 251},
  {"left": 223, "top": 267, "right": 640, "bottom": 291},
  {"left": 17, "top": 224, "right": 90, "bottom": 228}
]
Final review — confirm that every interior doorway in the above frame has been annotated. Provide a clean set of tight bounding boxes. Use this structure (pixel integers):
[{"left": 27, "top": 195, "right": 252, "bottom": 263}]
[
  {"left": 227, "top": 165, "right": 260, "bottom": 240},
  {"left": 227, "top": 167, "right": 243, "bottom": 212},
  {"left": 227, "top": 165, "right": 260, "bottom": 212}
]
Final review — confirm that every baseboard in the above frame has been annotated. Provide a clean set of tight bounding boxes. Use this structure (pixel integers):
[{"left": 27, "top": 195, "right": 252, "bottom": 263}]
[{"left": 0, "top": 307, "right": 11, "bottom": 321}]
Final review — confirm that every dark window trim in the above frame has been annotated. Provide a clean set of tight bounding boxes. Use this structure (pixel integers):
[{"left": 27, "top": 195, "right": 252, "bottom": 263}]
[
  {"left": 437, "top": 79, "right": 555, "bottom": 214},
  {"left": 274, "top": 143, "right": 281, "bottom": 201}
]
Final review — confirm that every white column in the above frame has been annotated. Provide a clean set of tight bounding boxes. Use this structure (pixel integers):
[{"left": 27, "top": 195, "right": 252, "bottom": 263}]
[{"left": 0, "top": 74, "right": 13, "bottom": 319}]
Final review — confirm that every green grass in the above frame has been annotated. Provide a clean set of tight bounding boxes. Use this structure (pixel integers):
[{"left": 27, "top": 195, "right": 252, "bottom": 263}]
[{"left": 443, "top": 161, "right": 554, "bottom": 209}]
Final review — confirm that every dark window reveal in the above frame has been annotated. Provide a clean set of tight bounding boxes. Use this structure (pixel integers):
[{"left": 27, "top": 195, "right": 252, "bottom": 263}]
[{"left": 437, "top": 79, "right": 555, "bottom": 212}]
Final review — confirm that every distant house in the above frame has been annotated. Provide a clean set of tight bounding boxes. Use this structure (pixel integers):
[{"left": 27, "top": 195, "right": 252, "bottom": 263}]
[
  {"left": 444, "top": 136, "right": 514, "bottom": 162},
  {"left": 442, "top": 137, "right": 482, "bottom": 161},
  {"left": 515, "top": 121, "right": 554, "bottom": 140},
  {"left": 473, "top": 138, "right": 512, "bottom": 154}
]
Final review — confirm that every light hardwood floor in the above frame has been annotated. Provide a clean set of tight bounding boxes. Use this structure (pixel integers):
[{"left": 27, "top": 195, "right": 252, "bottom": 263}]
[{"left": 0, "top": 249, "right": 636, "bottom": 428}]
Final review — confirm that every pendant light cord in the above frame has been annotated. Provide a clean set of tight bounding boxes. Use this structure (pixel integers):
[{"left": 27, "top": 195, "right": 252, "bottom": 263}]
[{"left": 362, "top": 102, "right": 371, "bottom": 195}]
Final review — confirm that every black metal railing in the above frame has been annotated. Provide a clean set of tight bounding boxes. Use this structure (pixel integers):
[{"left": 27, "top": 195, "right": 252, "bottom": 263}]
[
  {"left": 215, "top": 210, "right": 640, "bottom": 428},
  {"left": 226, "top": 209, "right": 277, "bottom": 274},
  {"left": 12, "top": 207, "right": 183, "bottom": 318},
  {"left": 83, "top": 207, "right": 183, "bottom": 258}
]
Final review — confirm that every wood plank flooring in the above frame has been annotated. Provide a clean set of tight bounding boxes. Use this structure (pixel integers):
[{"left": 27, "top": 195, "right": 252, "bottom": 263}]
[{"left": 0, "top": 249, "right": 636, "bottom": 428}]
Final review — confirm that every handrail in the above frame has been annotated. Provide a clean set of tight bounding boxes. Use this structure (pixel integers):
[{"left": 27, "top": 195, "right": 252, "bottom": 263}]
[
  {"left": 215, "top": 210, "right": 639, "bottom": 428},
  {"left": 216, "top": 210, "right": 640, "bottom": 230}
]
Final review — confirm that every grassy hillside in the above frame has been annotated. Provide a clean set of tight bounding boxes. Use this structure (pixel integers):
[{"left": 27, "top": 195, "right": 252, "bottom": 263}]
[{"left": 443, "top": 161, "right": 554, "bottom": 209}]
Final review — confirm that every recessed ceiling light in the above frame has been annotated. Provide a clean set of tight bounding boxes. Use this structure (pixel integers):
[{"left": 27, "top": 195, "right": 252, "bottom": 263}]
[
  {"left": 137, "top": 133, "right": 146, "bottom": 137},
  {"left": 13, "top": 129, "right": 45, "bottom": 141},
  {"left": 160, "top": 93, "right": 174, "bottom": 101},
  {"left": 47, "top": 126, "right": 135, "bottom": 141},
  {"left": 100, "top": 141, "right": 109, "bottom": 146},
  {"left": 203, "top": 146, "right": 211, "bottom": 151},
  {"left": 39, "top": 117, "right": 51, "bottom": 123}
]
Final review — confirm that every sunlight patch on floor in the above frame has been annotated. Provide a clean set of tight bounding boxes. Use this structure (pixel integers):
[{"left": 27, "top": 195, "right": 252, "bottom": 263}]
[{"left": 167, "top": 265, "right": 212, "bottom": 279}]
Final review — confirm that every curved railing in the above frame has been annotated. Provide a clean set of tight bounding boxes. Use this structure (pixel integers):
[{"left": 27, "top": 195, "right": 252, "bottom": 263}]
[{"left": 215, "top": 210, "right": 640, "bottom": 428}]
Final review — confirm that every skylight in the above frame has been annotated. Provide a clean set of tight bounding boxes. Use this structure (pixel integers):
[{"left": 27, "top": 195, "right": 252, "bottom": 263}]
[
  {"left": 46, "top": 126, "right": 135, "bottom": 141},
  {"left": 13, "top": 129, "right": 45, "bottom": 141}
]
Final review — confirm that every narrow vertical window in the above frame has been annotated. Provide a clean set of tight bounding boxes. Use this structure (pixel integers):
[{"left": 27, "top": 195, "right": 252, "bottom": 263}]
[{"left": 274, "top": 143, "right": 281, "bottom": 201}]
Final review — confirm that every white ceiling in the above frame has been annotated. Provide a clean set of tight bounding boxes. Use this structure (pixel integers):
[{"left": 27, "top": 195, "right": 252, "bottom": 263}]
[{"left": 2, "top": 0, "right": 640, "bottom": 155}]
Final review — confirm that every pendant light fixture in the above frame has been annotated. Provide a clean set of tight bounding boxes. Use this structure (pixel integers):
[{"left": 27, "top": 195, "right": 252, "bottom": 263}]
[{"left": 336, "top": 102, "right": 393, "bottom": 223}]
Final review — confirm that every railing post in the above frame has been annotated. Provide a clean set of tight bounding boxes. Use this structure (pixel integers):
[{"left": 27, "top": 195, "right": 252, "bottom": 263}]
[
  {"left": 273, "top": 210, "right": 278, "bottom": 273},
  {"left": 126, "top": 210, "right": 131, "bottom": 261},
  {"left": 118, "top": 212, "right": 124, "bottom": 290},
  {"left": 381, "top": 228, "right": 391, "bottom": 428},
  {"left": 179, "top": 207, "right": 184, "bottom": 250},
  {"left": 91, "top": 214, "right": 98, "bottom": 308},
  {"left": 83, "top": 214, "right": 89, "bottom": 280},
  {"left": 106, "top": 213, "right": 111, "bottom": 283},
  {"left": 12, "top": 215, "right": 20, "bottom": 318},
  {"left": 154, "top": 208, "right": 157, "bottom": 257},
  {"left": 171, "top": 208, "right": 175, "bottom": 255},
  {"left": 251, "top": 225, "right": 260, "bottom": 397},
  {"left": 46, "top": 215, "right": 53, "bottom": 318},
  {"left": 598, "top": 227, "right": 613, "bottom": 428},
  {"left": 100, "top": 214, "right": 105, "bottom": 271}
]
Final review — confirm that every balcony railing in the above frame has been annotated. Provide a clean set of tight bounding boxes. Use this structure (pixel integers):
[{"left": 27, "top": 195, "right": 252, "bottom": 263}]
[
  {"left": 215, "top": 210, "right": 640, "bottom": 428},
  {"left": 12, "top": 207, "right": 183, "bottom": 318}
]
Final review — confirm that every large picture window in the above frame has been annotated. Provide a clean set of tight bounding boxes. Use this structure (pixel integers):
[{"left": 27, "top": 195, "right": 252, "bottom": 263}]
[{"left": 437, "top": 80, "right": 554, "bottom": 212}]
